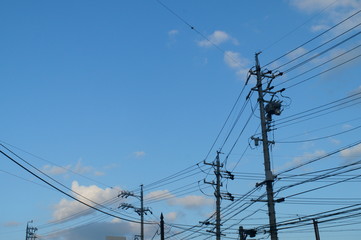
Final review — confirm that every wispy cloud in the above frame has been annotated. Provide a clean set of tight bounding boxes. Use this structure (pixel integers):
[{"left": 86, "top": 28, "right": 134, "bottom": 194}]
[
  {"left": 290, "top": 0, "right": 361, "bottom": 34},
  {"left": 42, "top": 160, "right": 105, "bottom": 177},
  {"left": 168, "top": 29, "right": 179, "bottom": 36},
  {"left": 146, "top": 189, "right": 213, "bottom": 209},
  {"left": 224, "top": 51, "right": 251, "bottom": 79},
  {"left": 3, "top": 221, "right": 22, "bottom": 227},
  {"left": 275, "top": 150, "right": 326, "bottom": 173},
  {"left": 165, "top": 211, "right": 182, "bottom": 221},
  {"left": 197, "top": 30, "right": 238, "bottom": 47},
  {"left": 43, "top": 221, "right": 143, "bottom": 240},
  {"left": 134, "top": 151, "right": 145, "bottom": 158},
  {"left": 350, "top": 85, "right": 361, "bottom": 95},
  {"left": 42, "top": 164, "right": 70, "bottom": 175},
  {"left": 290, "top": 0, "right": 360, "bottom": 13},
  {"left": 340, "top": 143, "right": 361, "bottom": 161},
  {"left": 168, "top": 195, "right": 214, "bottom": 209}
]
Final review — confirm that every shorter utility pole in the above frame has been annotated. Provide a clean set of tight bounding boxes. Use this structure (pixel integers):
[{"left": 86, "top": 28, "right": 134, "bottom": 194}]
[
  {"left": 160, "top": 213, "right": 165, "bottom": 240},
  {"left": 118, "top": 185, "right": 152, "bottom": 240},
  {"left": 313, "top": 219, "right": 321, "bottom": 240},
  {"left": 140, "top": 184, "right": 144, "bottom": 240},
  {"left": 25, "top": 221, "right": 37, "bottom": 240},
  {"left": 203, "top": 151, "right": 234, "bottom": 239}
]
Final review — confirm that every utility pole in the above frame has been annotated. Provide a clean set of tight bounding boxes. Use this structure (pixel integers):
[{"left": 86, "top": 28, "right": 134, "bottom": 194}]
[
  {"left": 204, "top": 151, "right": 222, "bottom": 240},
  {"left": 25, "top": 221, "right": 37, "bottom": 240},
  {"left": 160, "top": 213, "right": 165, "bottom": 240},
  {"left": 313, "top": 219, "right": 321, "bottom": 240},
  {"left": 215, "top": 151, "right": 221, "bottom": 240},
  {"left": 250, "top": 52, "right": 284, "bottom": 240},
  {"left": 140, "top": 184, "right": 144, "bottom": 240},
  {"left": 118, "top": 185, "right": 151, "bottom": 240},
  {"left": 203, "top": 151, "right": 234, "bottom": 239}
]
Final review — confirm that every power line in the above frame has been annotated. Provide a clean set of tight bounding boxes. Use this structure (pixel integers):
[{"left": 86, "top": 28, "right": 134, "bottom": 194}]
[
  {"left": 278, "top": 139, "right": 361, "bottom": 175},
  {"left": 0, "top": 140, "right": 112, "bottom": 188},
  {"left": 273, "top": 91, "right": 361, "bottom": 128},
  {"left": 286, "top": 52, "right": 361, "bottom": 89},
  {"left": 155, "top": 0, "right": 242, "bottom": 67},
  {"left": 261, "top": 0, "right": 340, "bottom": 52},
  {"left": 276, "top": 123, "right": 361, "bottom": 143},
  {"left": 275, "top": 42, "right": 361, "bottom": 88},
  {"left": 264, "top": 7, "right": 361, "bottom": 67},
  {"left": 0, "top": 150, "right": 155, "bottom": 225},
  {"left": 275, "top": 24, "right": 361, "bottom": 72}
]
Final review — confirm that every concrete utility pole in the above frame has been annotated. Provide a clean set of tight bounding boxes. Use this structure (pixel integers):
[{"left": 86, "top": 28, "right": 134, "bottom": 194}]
[
  {"left": 203, "top": 151, "right": 225, "bottom": 239},
  {"left": 215, "top": 151, "right": 222, "bottom": 240},
  {"left": 160, "top": 213, "right": 165, "bottom": 240},
  {"left": 313, "top": 219, "right": 321, "bottom": 240},
  {"left": 203, "top": 151, "right": 235, "bottom": 239},
  {"left": 251, "top": 53, "right": 283, "bottom": 240},
  {"left": 118, "top": 185, "right": 151, "bottom": 240},
  {"left": 140, "top": 184, "right": 144, "bottom": 240},
  {"left": 25, "top": 221, "right": 37, "bottom": 240}
]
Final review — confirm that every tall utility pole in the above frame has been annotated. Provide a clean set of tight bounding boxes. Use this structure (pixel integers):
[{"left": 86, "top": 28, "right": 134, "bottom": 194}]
[
  {"left": 118, "top": 184, "right": 151, "bottom": 240},
  {"left": 250, "top": 53, "right": 284, "bottom": 240}
]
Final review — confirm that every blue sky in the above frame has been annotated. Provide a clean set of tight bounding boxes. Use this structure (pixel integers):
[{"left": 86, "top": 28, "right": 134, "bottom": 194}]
[{"left": 1, "top": 0, "right": 361, "bottom": 240}]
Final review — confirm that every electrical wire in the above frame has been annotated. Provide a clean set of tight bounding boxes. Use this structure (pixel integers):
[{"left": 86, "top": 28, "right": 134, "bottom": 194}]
[
  {"left": 0, "top": 150, "right": 155, "bottom": 225},
  {"left": 261, "top": 0, "right": 340, "bottom": 52},
  {"left": 264, "top": 7, "right": 361, "bottom": 67},
  {"left": 273, "top": 91, "right": 361, "bottom": 128},
  {"left": 276, "top": 123, "right": 361, "bottom": 143},
  {"left": 275, "top": 42, "right": 361, "bottom": 87},
  {"left": 275, "top": 24, "right": 361, "bottom": 72}
]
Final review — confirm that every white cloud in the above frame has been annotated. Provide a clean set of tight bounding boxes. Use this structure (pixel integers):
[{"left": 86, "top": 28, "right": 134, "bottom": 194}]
[
  {"left": 287, "top": 47, "right": 308, "bottom": 59},
  {"left": 3, "top": 221, "right": 22, "bottom": 227},
  {"left": 165, "top": 212, "right": 179, "bottom": 221},
  {"left": 329, "top": 138, "right": 341, "bottom": 145},
  {"left": 146, "top": 189, "right": 173, "bottom": 200},
  {"left": 52, "top": 181, "right": 120, "bottom": 222},
  {"left": 73, "top": 160, "right": 92, "bottom": 174},
  {"left": 146, "top": 189, "right": 213, "bottom": 209},
  {"left": 224, "top": 51, "right": 251, "bottom": 79},
  {"left": 275, "top": 150, "right": 326, "bottom": 173},
  {"left": 350, "top": 85, "right": 361, "bottom": 95},
  {"left": 290, "top": 0, "right": 360, "bottom": 13},
  {"left": 290, "top": 0, "right": 361, "bottom": 35},
  {"left": 340, "top": 143, "right": 361, "bottom": 160},
  {"left": 42, "top": 160, "right": 106, "bottom": 177},
  {"left": 168, "top": 195, "right": 214, "bottom": 209},
  {"left": 311, "top": 24, "right": 330, "bottom": 32},
  {"left": 134, "top": 151, "right": 145, "bottom": 158},
  {"left": 43, "top": 221, "right": 142, "bottom": 240},
  {"left": 342, "top": 123, "right": 353, "bottom": 129},
  {"left": 94, "top": 171, "right": 105, "bottom": 176},
  {"left": 198, "top": 30, "right": 238, "bottom": 47},
  {"left": 42, "top": 164, "right": 70, "bottom": 175},
  {"left": 168, "top": 29, "right": 179, "bottom": 36}
]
